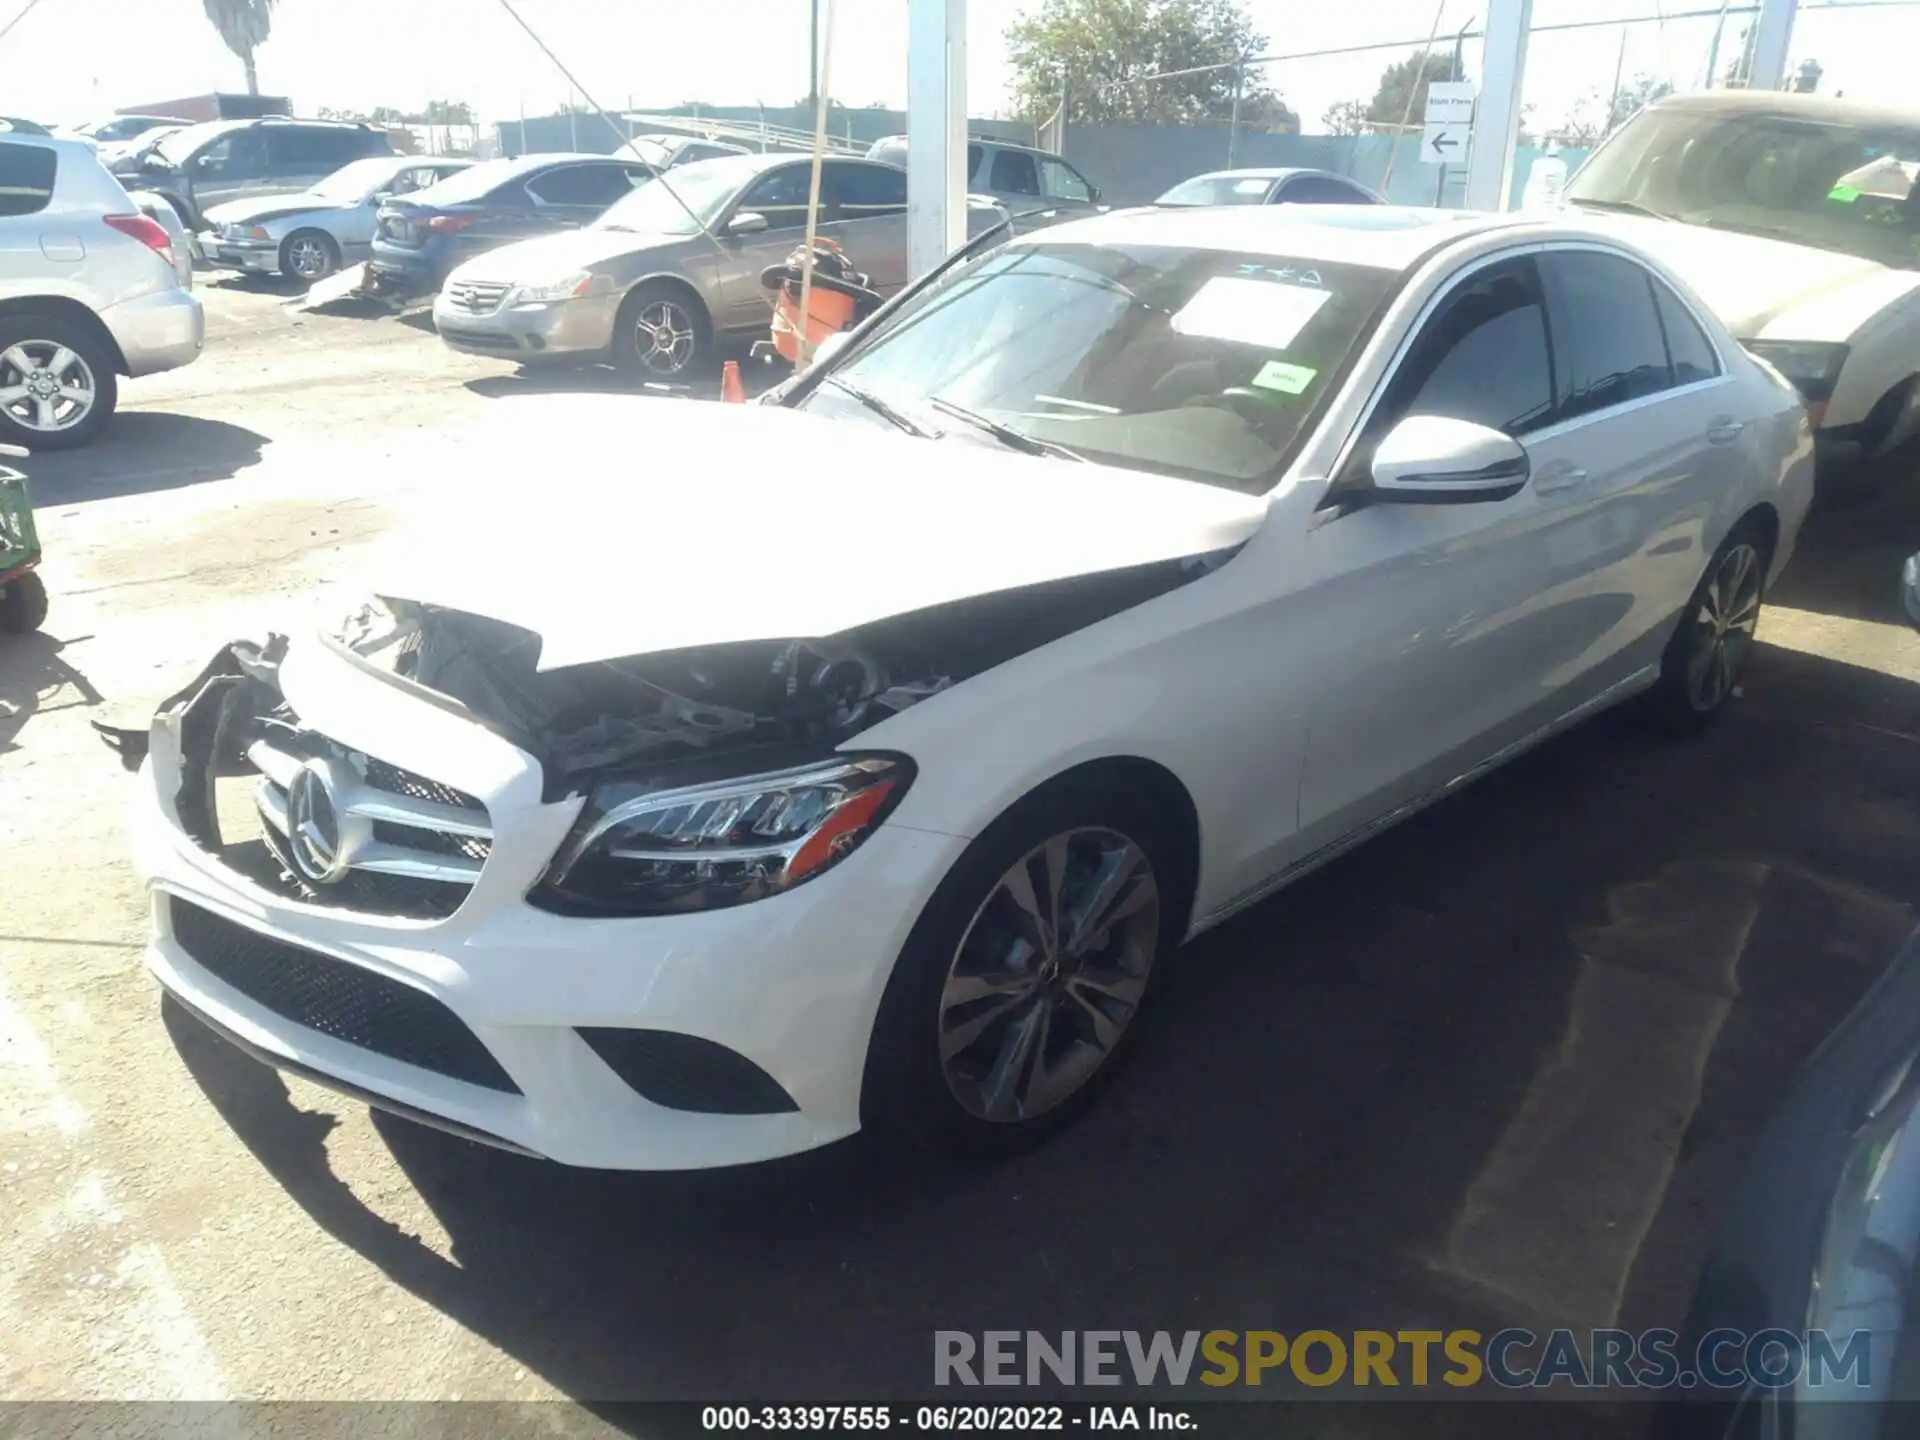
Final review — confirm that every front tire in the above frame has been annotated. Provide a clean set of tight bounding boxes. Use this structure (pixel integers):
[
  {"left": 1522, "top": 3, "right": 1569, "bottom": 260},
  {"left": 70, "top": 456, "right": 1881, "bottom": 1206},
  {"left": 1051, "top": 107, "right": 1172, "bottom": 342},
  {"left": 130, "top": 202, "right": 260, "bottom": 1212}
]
[
  {"left": 612, "top": 281, "right": 710, "bottom": 379},
  {"left": 1647, "top": 518, "right": 1771, "bottom": 732},
  {"left": 280, "top": 229, "right": 341, "bottom": 282},
  {"left": 0, "top": 315, "right": 117, "bottom": 451},
  {"left": 1, "top": 569, "right": 47, "bottom": 633},
  {"left": 863, "top": 775, "right": 1179, "bottom": 1160}
]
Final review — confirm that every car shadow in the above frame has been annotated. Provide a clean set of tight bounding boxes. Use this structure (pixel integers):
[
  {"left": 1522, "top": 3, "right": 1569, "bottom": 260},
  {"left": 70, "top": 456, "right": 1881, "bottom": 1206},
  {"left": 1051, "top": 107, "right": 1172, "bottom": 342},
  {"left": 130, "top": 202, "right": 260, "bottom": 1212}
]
[
  {"left": 163, "top": 634, "right": 1920, "bottom": 1413},
  {"left": 23, "top": 413, "right": 268, "bottom": 504},
  {"left": 1772, "top": 441, "right": 1920, "bottom": 625},
  {"left": 462, "top": 352, "right": 773, "bottom": 405},
  {"left": 0, "top": 628, "right": 103, "bottom": 753}
]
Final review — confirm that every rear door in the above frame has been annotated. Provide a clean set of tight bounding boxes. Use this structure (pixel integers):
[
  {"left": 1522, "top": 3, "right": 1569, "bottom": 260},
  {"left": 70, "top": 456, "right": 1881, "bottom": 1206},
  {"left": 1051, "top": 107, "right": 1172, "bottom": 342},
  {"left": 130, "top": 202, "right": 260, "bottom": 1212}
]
[
  {"left": 823, "top": 159, "right": 907, "bottom": 292},
  {"left": 1531, "top": 245, "right": 1742, "bottom": 684}
]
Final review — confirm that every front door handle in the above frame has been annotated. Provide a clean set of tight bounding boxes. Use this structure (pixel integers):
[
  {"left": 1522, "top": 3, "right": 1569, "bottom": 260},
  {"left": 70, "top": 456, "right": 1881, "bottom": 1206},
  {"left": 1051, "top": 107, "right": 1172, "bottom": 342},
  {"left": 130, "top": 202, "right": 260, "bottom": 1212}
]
[
  {"left": 1707, "top": 418, "right": 1745, "bottom": 445},
  {"left": 1534, "top": 461, "right": 1589, "bottom": 494}
]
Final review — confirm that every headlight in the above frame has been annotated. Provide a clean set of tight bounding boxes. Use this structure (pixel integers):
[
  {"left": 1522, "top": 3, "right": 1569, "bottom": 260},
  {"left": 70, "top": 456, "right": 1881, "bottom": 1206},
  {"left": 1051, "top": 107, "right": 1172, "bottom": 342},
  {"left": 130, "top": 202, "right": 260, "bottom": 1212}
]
[
  {"left": 1743, "top": 340, "right": 1849, "bottom": 402},
  {"left": 530, "top": 754, "right": 912, "bottom": 917},
  {"left": 511, "top": 272, "right": 598, "bottom": 303}
]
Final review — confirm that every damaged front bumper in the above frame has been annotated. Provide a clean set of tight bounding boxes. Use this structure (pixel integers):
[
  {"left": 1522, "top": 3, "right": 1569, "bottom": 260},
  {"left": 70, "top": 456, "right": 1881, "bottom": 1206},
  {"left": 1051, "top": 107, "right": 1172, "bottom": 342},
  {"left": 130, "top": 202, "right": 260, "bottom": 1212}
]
[{"left": 113, "top": 632, "right": 964, "bottom": 1169}]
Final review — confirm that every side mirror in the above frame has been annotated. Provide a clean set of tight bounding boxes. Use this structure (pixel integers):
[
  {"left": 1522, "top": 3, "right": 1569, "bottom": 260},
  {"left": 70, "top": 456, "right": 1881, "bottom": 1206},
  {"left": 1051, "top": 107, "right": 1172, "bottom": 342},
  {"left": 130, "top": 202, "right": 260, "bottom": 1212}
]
[
  {"left": 1087, "top": 184, "right": 1101, "bottom": 203},
  {"left": 726, "top": 211, "right": 769, "bottom": 237},
  {"left": 1902, "top": 553, "right": 1920, "bottom": 630},
  {"left": 1367, "top": 415, "right": 1529, "bottom": 504},
  {"left": 140, "top": 152, "right": 167, "bottom": 169}
]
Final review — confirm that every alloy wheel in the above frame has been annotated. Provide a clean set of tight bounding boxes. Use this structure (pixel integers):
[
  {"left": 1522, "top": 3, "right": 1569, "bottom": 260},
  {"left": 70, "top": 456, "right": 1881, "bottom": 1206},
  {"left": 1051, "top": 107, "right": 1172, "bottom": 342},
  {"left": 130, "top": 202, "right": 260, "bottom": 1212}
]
[
  {"left": 633, "top": 299, "right": 695, "bottom": 375},
  {"left": 0, "top": 341, "right": 95, "bottom": 434},
  {"left": 286, "top": 236, "right": 332, "bottom": 279},
  {"left": 937, "top": 827, "right": 1161, "bottom": 1123},
  {"left": 1686, "top": 541, "right": 1763, "bottom": 712}
]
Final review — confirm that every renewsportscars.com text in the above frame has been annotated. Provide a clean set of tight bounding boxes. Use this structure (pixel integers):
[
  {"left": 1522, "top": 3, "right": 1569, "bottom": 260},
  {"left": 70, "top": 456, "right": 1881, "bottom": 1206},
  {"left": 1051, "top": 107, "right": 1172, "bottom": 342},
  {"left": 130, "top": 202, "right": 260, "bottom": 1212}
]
[{"left": 933, "top": 1328, "right": 1872, "bottom": 1391}]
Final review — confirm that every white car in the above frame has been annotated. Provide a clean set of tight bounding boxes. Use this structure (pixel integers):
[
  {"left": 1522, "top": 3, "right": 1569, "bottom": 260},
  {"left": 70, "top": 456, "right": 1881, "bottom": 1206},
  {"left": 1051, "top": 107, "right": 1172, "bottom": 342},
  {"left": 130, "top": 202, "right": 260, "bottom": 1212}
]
[
  {"left": 1563, "top": 90, "right": 1920, "bottom": 481},
  {"left": 119, "top": 205, "right": 1811, "bottom": 1169}
]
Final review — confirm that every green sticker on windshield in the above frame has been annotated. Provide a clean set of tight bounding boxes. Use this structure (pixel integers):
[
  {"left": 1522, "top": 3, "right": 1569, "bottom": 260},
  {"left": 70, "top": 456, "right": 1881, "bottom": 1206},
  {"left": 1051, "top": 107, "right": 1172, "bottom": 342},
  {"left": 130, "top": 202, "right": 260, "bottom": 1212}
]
[
  {"left": 1828, "top": 183, "right": 1863, "bottom": 203},
  {"left": 1251, "top": 360, "right": 1317, "bottom": 395}
]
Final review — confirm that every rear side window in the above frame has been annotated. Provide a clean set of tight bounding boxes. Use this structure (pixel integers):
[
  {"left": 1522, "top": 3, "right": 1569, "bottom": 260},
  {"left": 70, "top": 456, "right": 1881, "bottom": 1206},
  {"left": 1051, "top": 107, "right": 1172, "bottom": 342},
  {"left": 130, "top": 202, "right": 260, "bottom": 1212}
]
[
  {"left": 270, "top": 127, "right": 367, "bottom": 170},
  {"left": 0, "top": 141, "right": 55, "bottom": 217},
  {"left": 1541, "top": 250, "right": 1675, "bottom": 420},
  {"left": 1649, "top": 279, "right": 1721, "bottom": 386},
  {"left": 967, "top": 143, "right": 983, "bottom": 181},
  {"left": 525, "top": 163, "right": 639, "bottom": 208},
  {"left": 830, "top": 161, "right": 906, "bottom": 216},
  {"left": 1386, "top": 257, "right": 1556, "bottom": 437},
  {"left": 989, "top": 148, "right": 1041, "bottom": 196}
]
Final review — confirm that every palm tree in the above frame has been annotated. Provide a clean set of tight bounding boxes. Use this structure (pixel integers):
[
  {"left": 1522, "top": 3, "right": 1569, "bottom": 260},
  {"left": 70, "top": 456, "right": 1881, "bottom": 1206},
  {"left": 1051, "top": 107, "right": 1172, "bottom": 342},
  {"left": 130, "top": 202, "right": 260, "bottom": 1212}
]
[{"left": 202, "top": 0, "right": 276, "bottom": 95}]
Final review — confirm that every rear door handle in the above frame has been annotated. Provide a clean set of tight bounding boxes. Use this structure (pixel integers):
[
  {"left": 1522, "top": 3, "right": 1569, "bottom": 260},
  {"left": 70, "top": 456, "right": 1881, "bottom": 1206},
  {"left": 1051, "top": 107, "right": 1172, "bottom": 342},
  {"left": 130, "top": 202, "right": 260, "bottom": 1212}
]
[
  {"left": 1534, "top": 461, "right": 1589, "bottom": 494},
  {"left": 1707, "top": 418, "right": 1745, "bottom": 445}
]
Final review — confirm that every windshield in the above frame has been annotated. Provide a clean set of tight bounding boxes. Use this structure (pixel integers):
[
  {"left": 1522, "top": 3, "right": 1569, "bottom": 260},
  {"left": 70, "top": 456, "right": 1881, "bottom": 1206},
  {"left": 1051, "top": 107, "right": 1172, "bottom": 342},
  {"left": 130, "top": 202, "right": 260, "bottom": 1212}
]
[
  {"left": 1158, "top": 175, "right": 1277, "bottom": 206},
  {"left": 1570, "top": 106, "right": 1920, "bottom": 268},
  {"left": 308, "top": 156, "right": 406, "bottom": 205},
  {"left": 799, "top": 242, "right": 1396, "bottom": 493},
  {"left": 154, "top": 125, "right": 227, "bottom": 167},
  {"left": 593, "top": 158, "right": 754, "bottom": 234}
]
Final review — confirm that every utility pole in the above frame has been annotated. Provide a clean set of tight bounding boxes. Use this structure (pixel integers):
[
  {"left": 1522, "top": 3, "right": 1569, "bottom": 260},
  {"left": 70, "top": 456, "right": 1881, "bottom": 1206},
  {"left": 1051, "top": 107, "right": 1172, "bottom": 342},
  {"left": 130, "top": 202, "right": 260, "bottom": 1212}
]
[
  {"left": 1226, "top": 56, "right": 1244, "bottom": 168},
  {"left": 809, "top": 0, "right": 821, "bottom": 116}
]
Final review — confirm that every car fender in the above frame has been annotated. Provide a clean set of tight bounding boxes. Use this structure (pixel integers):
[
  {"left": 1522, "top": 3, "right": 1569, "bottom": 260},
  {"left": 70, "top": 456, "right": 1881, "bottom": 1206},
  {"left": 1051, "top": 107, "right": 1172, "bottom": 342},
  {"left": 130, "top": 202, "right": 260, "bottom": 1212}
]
[{"left": 1760, "top": 274, "right": 1920, "bottom": 429}]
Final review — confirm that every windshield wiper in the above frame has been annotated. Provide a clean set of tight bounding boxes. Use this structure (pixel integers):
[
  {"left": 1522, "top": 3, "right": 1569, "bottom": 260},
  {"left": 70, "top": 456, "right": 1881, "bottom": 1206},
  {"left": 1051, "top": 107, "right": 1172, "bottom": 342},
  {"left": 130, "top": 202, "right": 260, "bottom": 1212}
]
[
  {"left": 926, "top": 395, "right": 1086, "bottom": 461},
  {"left": 1570, "top": 197, "right": 1671, "bottom": 220},
  {"left": 825, "top": 377, "right": 938, "bottom": 439}
]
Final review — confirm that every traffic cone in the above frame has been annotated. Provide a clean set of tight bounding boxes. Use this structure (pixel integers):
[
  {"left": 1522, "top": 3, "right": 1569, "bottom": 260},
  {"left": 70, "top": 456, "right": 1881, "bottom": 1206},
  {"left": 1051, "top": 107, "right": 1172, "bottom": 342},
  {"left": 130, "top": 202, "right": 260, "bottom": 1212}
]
[{"left": 721, "top": 360, "right": 746, "bottom": 404}]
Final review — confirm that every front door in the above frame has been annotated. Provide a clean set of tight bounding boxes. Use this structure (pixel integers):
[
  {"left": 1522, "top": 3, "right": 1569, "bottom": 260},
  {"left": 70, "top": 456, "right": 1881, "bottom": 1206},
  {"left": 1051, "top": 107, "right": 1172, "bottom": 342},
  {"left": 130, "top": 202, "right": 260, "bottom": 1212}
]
[
  {"left": 710, "top": 161, "right": 848, "bottom": 332},
  {"left": 184, "top": 129, "right": 270, "bottom": 213},
  {"left": 1295, "top": 252, "right": 1618, "bottom": 856}
]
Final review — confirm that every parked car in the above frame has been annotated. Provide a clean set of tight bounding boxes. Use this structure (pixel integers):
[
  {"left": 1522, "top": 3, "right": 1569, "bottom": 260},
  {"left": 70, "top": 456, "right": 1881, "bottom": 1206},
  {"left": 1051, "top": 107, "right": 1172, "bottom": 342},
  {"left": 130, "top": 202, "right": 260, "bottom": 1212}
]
[
  {"left": 0, "top": 136, "right": 202, "bottom": 448},
  {"left": 129, "top": 189, "right": 195, "bottom": 289},
  {"left": 200, "top": 154, "right": 472, "bottom": 282},
  {"left": 618, "top": 132, "right": 750, "bottom": 169},
  {"left": 1565, "top": 91, "right": 1920, "bottom": 483},
  {"left": 0, "top": 117, "right": 51, "bottom": 136},
  {"left": 60, "top": 115, "right": 182, "bottom": 148},
  {"left": 119, "top": 203, "right": 1809, "bottom": 1168},
  {"left": 867, "top": 133, "right": 1103, "bottom": 229},
  {"left": 433, "top": 152, "right": 1005, "bottom": 375},
  {"left": 368, "top": 152, "right": 655, "bottom": 296},
  {"left": 99, "top": 124, "right": 185, "bottom": 171},
  {"left": 109, "top": 117, "right": 394, "bottom": 230},
  {"left": 1155, "top": 167, "right": 1383, "bottom": 207}
]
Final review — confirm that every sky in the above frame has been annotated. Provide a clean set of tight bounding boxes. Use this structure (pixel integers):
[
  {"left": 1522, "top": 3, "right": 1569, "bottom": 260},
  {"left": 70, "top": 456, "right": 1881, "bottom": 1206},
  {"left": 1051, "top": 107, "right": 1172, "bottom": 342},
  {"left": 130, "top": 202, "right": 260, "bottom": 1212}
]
[{"left": 5, "top": 0, "right": 1919, "bottom": 138}]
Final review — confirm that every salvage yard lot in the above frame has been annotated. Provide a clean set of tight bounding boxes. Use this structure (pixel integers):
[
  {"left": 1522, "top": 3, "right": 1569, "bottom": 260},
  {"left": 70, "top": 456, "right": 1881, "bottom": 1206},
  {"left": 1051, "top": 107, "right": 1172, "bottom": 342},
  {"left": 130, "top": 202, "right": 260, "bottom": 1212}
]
[{"left": 5, "top": 276, "right": 1920, "bottom": 1408}]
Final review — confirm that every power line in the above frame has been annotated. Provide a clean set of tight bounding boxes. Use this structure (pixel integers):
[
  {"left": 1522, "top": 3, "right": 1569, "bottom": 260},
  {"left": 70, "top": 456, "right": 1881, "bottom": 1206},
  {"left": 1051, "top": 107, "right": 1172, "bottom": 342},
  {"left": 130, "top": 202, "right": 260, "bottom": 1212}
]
[{"left": 0, "top": 0, "right": 51, "bottom": 46}]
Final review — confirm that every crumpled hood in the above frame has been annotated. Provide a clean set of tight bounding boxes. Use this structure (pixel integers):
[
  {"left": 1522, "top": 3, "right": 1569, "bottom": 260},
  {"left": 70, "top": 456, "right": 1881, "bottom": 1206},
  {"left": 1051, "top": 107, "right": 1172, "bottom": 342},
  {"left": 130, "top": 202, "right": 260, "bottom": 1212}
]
[
  {"left": 203, "top": 193, "right": 335, "bottom": 228},
  {"left": 359, "top": 394, "right": 1265, "bottom": 671},
  {"left": 448, "top": 227, "right": 686, "bottom": 283},
  {"left": 1592, "top": 213, "right": 1920, "bottom": 342}
]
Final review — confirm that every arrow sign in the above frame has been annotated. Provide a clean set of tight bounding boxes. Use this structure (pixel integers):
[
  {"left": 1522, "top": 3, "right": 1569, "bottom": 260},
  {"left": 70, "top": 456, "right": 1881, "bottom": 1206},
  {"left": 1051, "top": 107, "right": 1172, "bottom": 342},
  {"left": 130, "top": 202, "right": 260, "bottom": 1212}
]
[{"left": 1422, "top": 122, "right": 1469, "bottom": 166}]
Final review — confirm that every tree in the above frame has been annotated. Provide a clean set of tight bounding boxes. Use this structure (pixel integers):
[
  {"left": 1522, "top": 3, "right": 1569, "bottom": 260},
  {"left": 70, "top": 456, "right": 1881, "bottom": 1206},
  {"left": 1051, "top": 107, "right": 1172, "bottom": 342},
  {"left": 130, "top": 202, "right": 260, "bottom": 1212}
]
[
  {"left": 423, "top": 100, "right": 474, "bottom": 125},
  {"left": 1366, "top": 51, "right": 1456, "bottom": 130},
  {"left": 201, "top": 0, "right": 275, "bottom": 95},
  {"left": 1322, "top": 98, "right": 1368, "bottom": 136},
  {"left": 1611, "top": 73, "right": 1674, "bottom": 126},
  {"left": 1005, "top": 0, "right": 1293, "bottom": 128}
]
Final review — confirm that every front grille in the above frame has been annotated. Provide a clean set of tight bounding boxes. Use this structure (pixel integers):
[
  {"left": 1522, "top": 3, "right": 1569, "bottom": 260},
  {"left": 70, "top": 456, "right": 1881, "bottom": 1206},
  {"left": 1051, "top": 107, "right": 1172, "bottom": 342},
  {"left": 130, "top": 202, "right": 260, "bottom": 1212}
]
[
  {"left": 372, "top": 819, "right": 491, "bottom": 862},
  {"left": 444, "top": 280, "right": 510, "bottom": 313},
  {"left": 364, "top": 758, "right": 484, "bottom": 812},
  {"left": 170, "top": 898, "right": 519, "bottom": 1094}
]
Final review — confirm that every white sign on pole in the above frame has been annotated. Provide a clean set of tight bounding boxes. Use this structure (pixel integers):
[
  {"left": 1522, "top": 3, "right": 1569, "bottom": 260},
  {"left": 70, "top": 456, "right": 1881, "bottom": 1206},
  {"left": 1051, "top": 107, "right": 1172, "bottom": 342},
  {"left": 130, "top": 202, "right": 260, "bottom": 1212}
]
[{"left": 1421, "top": 81, "right": 1477, "bottom": 168}]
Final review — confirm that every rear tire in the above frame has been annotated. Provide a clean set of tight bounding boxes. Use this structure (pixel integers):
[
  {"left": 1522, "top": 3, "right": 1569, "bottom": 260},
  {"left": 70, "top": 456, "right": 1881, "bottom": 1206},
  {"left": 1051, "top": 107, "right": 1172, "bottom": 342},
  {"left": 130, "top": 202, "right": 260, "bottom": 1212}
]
[
  {"left": 0, "top": 569, "right": 47, "bottom": 633},
  {"left": 0, "top": 314, "right": 117, "bottom": 451},
  {"left": 1645, "top": 517, "right": 1772, "bottom": 733},
  {"left": 862, "top": 774, "right": 1180, "bottom": 1161},
  {"left": 612, "top": 281, "right": 710, "bottom": 379}
]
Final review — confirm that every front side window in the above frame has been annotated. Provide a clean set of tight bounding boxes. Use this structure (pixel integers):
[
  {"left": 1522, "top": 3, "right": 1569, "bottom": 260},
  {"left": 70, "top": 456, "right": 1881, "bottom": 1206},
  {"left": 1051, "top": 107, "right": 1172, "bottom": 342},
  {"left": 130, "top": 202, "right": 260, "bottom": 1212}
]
[
  {"left": 1569, "top": 106, "right": 1920, "bottom": 268},
  {"left": 1541, "top": 251, "right": 1675, "bottom": 421},
  {"left": 737, "top": 164, "right": 816, "bottom": 230},
  {"left": 1039, "top": 157, "right": 1092, "bottom": 203},
  {"left": 798, "top": 242, "right": 1397, "bottom": 492},
  {"left": 194, "top": 130, "right": 267, "bottom": 177},
  {"left": 1383, "top": 258, "right": 1555, "bottom": 437}
]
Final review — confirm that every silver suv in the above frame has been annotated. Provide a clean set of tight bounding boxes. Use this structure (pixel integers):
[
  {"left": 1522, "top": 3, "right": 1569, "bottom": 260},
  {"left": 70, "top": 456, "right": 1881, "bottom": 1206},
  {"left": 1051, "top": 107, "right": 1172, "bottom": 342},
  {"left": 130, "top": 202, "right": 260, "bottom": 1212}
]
[
  {"left": 0, "top": 135, "right": 204, "bottom": 448},
  {"left": 866, "top": 134, "right": 1104, "bottom": 230}
]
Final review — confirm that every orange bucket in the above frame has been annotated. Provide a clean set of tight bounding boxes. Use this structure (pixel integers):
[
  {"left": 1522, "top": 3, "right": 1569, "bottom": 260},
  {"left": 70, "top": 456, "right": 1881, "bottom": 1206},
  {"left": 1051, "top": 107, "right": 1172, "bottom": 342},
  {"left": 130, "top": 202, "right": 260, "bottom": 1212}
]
[{"left": 771, "top": 284, "right": 857, "bottom": 365}]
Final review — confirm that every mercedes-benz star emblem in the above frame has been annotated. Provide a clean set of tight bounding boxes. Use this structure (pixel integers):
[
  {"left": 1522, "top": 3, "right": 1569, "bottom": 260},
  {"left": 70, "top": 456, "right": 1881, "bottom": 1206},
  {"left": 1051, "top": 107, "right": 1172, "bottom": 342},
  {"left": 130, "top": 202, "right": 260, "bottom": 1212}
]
[{"left": 285, "top": 761, "right": 350, "bottom": 885}]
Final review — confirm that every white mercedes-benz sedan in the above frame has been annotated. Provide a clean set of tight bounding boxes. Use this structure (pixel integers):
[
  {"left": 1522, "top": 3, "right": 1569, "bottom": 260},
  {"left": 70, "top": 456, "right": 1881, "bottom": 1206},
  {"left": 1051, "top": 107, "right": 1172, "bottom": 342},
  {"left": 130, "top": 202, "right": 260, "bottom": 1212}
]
[{"left": 116, "top": 204, "right": 1813, "bottom": 1169}]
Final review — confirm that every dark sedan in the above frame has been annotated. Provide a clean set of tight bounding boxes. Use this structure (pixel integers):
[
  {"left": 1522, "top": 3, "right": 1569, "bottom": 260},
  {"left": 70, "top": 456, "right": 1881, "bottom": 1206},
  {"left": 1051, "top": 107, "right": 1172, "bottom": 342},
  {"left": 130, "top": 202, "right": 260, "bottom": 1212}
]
[
  {"left": 1154, "top": 167, "right": 1384, "bottom": 207},
  {"left": 367, "top": 152, "right": 656, "bottom": 295}
]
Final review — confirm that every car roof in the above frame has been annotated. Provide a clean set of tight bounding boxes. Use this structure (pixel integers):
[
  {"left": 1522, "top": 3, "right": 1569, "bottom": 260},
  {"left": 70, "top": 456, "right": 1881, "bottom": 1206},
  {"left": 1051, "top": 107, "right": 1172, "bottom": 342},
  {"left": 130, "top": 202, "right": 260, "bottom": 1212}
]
[
  {"left": 1644, "top": 89, "right": 1920, "bottom": 132},
  {"left": 1027, "top": 203, "right": 1543, "bottom": 270}
]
